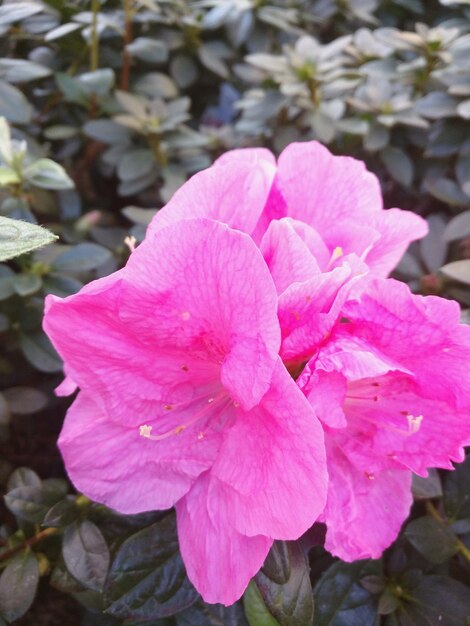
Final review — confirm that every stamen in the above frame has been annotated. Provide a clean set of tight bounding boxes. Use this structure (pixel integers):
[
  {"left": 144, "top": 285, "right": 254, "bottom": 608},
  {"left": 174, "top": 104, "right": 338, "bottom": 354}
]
[
  {"left": 331, "top": 246, "right": 343, "bottom": 262},
  {"left": 407, "top": 413, "right": 423, "bottom": 434},
  {"left": 139, "top": 393, "right": 227, "bottom": 442}
]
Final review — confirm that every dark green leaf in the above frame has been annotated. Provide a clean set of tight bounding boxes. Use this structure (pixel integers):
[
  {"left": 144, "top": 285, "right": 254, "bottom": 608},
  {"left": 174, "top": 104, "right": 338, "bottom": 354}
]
[
  {"left": 411, "top": 469, "right": 443, "bottom": 500},
  {"left": 104, "top": 514, "right": 197, "bottom": 620},
  {"left": 2, "top": 386, "right": 48, "bottom": 414},
  {"left": 253, "top": 541, "right": 314, "bottom": 626},
  {"left": 177, "top": 601, "right": 249, "bottom": 626},
  {"left": 63, "top": 520, "right": 110, "bottom": 592},
  {"left": 313, "top": 559, "right": 381, "bottom": 626},
  {"left": 20, "top": 332, "right": 63, "bottom": 373},
  {"left": 404, "top": 516, "right": 458, "bottom": 563},
  {"left": 7, "top": 467, "right": 41, "bottom": 490},
  {"left": 4, "top": 482, "right": 64, "bottom": 524},
  {"left": 0, "top": 79, "right": 33, "bottom": 123},
  {"left": 13, "top": 273, "right": 42, "bottom": 296},
  {"left": 395, "top": 576, "right": 470, "bottom": 625},
  {"left": 52, "top": 242, "right": 112, "bottom": 272},
  {"left": 43, "top": 499, "right": 78, "bottom": 527},
  {"left": 444, "top": 455, "right": 470, "bottom": 520},
  {"left": 0, "top": 552, "right": 39, "bottom": 622},
  {"left": 244, "top": 581, "right": 281, "bottom": 626}
]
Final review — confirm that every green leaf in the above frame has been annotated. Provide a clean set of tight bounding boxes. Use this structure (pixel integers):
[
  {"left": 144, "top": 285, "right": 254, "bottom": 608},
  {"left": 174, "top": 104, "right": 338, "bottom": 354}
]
[
  {"left": 405, "top": 516, "right": 458, "bottom": 563},
  {"left": 0, "top": 79, "right": 33, "bottom": 124},
  {"left": 127, "top": 38, "right": 169, "bottom": 64},
  {"left": 13, "top": 273, "right": 42, "bottom": 296},
  {"left": 117, "top": 149, "right": 155, "bottom": 182},
  {"left": 381, "top": 147, "right": 413, "bottom": 187},
  {"left": 244, "top": 581, "right": 281, "bottom": 626},
  {"left": 0, "top": 552, "right": 39, "bottom": 622},
  {"left": 42, "top": 273, "right": 83, "bottom": 297},
  {"left": 444, "top": 455, "right": 470, "bottom": 520},
  {"left": 0, "top": 3, "right": 42, "bottom": 25},
  {"left": 7, "top": 467, "right": 41, "bottom": 490},
  {"left": 104, "top": 514, "right": 198, "bottom": 620},
  {"left": 0, "top": 166, "right": 20, "bottom": 186},
  {"left": 20, "top": 331, "right": 63, "bottom": 373},
  {"left": 23, "top": 158, "right": 74, "bottom": 190},
  {"left": 83, "top": 120, "right": 132, "bottom": 144},
  {"left": 395, "top": 576, "right": 470, "bottom": 625},
  {"left": 2, "top": 386, "right": 48, "bottom": 414},
  {"left": 411, "top": 469, "right": 443, "bottom": 500},
  {"left": 444, "top": 210, "right": 470, "bottom": 241},
  {"left": 0, "top": 216, "right": 57, "bottom": 262},
  {"left": 177, "top": 602, "right": 249, "bottom": 626},
  {"left": 63, "top": 520, "right": 110, "bottom": 592},
  {"left": 4, "top": 481, "right": 65, "bottom": 524},
  {"left": 122, "top": 206, "right": 157, "bottom": 226},
  {"left": 251, "top": 541, "right": 314, "bottom": 626},
  {"left": 43, "top": 499, "right": 78, "bottom": 528},
  {"left": 52, "top": 242, "right": 112, "bottom": 272},
  {"left": 313, "top": 560, "right": 381, "bottom": 626}
]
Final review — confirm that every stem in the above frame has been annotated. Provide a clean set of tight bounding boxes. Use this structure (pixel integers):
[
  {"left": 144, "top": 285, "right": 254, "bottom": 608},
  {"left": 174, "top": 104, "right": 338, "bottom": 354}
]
[
  {"left": 148, "top": 133, "right": 167, "bottom": 166},
  {"left": 120, "top": 0, "right": 133, "bottom": 90},
  {"left": 426, "top": 501, "right": 470, "bottom": 563},
  {"left": 90, "top": 0, "right": 100, "bottom": 72},
  {"left": 0, "top": 528, "right": 58, "bottom": 563}
]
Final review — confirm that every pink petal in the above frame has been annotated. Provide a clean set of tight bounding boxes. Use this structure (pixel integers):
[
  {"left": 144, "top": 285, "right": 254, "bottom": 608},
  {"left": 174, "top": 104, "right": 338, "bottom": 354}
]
[
  {"left": 341, "top": 371, "right": 470, "bottom": 476},
  {"left": 276, "top": 142, "right": 382, "bottom": 249},
  {"left": 215, "top": 146, "right": 276, "bottom": 168},
  {"left": 343, "top": 277, "right": 470, "bottom": 408},
  {"left": 365, "top": 209, "right": 429, "bottom": 276},
  {"left": 176, "top": 472, "right": 272, "bottom": 605},
  {"left": 147, "top": 158, "right": 275, "bottom": 238},
  {"left": 59, "top": 393, "right": 220, "bottom": 512},
  {"left": 278, "top": 263, "right": 357, "bottom": 363},
  {"left": 322, "top": 442, "right": 412, "bottom": 561},
  {"left": 211, "top": 360, "right": 327, "bottom": 539},
  {"left": 45, "top": 278, "right": 211, "bottom": 427},
  {"left": 260, "top": 218, "right": 321, "bottom": 294},
  {"left": 122, "top": 219, "right": 281, "bottom": 410}
]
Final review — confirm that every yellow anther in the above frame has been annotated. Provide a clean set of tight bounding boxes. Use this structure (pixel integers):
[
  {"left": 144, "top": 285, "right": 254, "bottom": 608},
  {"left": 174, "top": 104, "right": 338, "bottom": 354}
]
[
  {"left": 406, "top": 414, "right": 423, "bottom": 434},
  {"left": 164, "top": 404, "right": 173, "bottom": 410},
  {"left": 331, "top": 246, "right": 343, "bottom": 262},
  {"left": 139, "top": 425, "right": 153, "bottom": 438}
]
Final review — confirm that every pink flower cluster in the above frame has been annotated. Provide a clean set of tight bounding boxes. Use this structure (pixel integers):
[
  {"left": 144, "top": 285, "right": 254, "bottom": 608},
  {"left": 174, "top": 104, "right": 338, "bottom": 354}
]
[{"left": 43, "top": 142, "right": 470, "bottom": 606}]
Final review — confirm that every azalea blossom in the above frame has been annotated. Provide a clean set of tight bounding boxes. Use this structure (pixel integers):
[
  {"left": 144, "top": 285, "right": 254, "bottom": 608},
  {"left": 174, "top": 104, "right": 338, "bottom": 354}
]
[
  {"left": 43, "top": 218, "right": 327, "bottom": 605},
  {"left": 148, "top": 141, "right": 428, "bottom": 276},
  {"left": 299, "top": 277, "right": 470, "bottom": 561}
]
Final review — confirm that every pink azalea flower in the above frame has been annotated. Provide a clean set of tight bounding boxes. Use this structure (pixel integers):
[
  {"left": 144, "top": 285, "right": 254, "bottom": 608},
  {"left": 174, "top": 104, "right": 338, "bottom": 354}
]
[
  {"left": 148, "top": 141, "right": 428, "bottom": 276},
  {"left": 43, "top": 218, "right": 328, "bottom": 605},
  {"left": 299, "top": 277, "right": 470, "bottom": 561}
]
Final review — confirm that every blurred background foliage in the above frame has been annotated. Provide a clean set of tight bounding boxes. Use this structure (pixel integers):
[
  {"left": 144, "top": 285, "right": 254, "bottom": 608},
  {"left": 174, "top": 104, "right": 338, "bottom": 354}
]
[{"left": 0, "top": 0, "right": 470, "bottom": 623}]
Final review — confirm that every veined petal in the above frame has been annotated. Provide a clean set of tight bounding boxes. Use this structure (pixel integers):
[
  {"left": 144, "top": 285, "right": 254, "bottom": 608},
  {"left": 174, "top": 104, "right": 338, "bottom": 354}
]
[
  {"left": 260, "top": 218, "right": 321, "bottom": 294},
  {"left": 122, "top": 219, "right": 281, "bottom": 410},
  {"left": 276, "top": 141, "right": 383, "bottom": 249},
  {"left": 59, "top": 393, "right": 220, "bottom": 512},
  {"left": 176, "top": 472, "right": 272, "bottom": 605},
  {"left": 322, "top": 442, "right": 412, "bottom": 561},
  {"left": 147, "top": 158, "right": 275, "bottom": 238},
  {"left": 211, "top": 360, "right": 327, "bottom": 539},
  {"left": 365, "top": 209, "right": 428, "bottom": 276}
]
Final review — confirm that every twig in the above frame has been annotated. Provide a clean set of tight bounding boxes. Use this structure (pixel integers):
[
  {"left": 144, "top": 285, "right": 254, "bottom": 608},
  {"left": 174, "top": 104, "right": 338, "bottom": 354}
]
[{"left": 0, "top": 528, "right": 58, "bottom": 563}]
